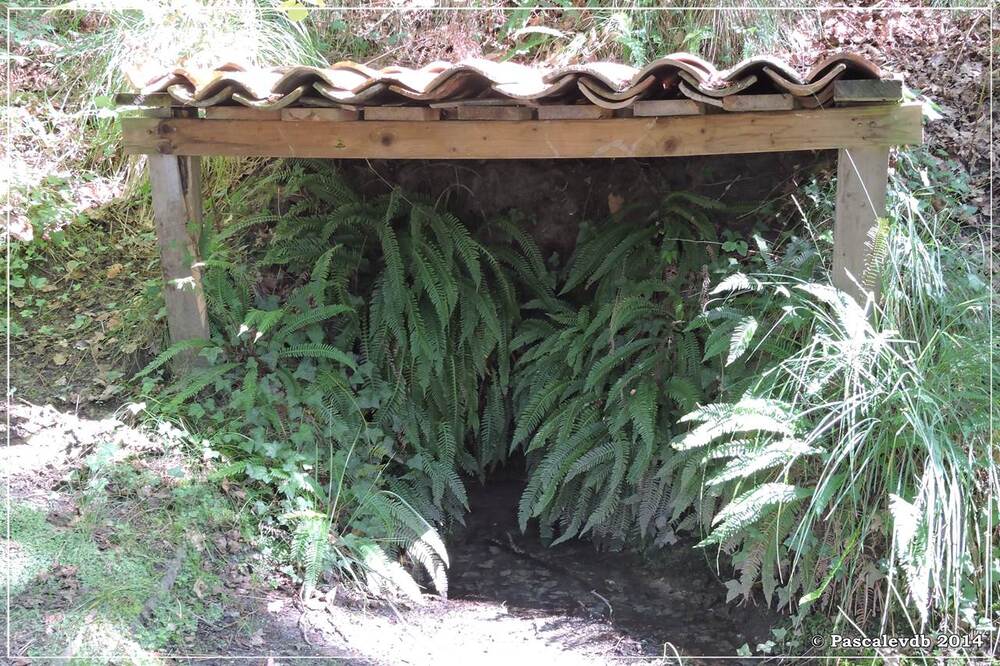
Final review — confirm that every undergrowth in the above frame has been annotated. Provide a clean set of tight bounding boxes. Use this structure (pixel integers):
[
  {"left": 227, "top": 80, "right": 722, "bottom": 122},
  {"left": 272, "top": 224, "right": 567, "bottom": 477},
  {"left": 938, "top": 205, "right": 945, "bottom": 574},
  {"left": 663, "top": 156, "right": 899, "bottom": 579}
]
[
  {"left": 135, "top": 148, "right": 997, "bottom": 654},
  {"left": 674, "top": 152, "right": 997, "bottom": 646},
  {"left": 8, "top": 2, "right": 994, "bottom": 660}
]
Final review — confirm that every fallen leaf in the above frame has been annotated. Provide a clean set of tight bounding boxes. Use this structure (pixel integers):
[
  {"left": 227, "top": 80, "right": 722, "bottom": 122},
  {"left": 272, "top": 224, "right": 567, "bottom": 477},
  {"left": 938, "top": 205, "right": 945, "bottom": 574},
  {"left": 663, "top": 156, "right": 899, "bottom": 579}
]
[
  {"left": 52, "top": 353, "right": 68, "bottom": 366},
  {"left": 106, "top": 263, "right": 123, "bottom": 279}
]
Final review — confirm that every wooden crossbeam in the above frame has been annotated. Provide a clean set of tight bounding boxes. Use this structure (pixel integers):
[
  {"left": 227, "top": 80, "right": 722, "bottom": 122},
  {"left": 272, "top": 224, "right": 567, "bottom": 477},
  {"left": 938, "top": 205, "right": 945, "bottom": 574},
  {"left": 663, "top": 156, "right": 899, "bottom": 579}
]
[
  {"left": 122, "top": 102, "right": 921, "bottom": 159},
  {"left": 834, "top": 79, "right": 904, "bottom": 104}
]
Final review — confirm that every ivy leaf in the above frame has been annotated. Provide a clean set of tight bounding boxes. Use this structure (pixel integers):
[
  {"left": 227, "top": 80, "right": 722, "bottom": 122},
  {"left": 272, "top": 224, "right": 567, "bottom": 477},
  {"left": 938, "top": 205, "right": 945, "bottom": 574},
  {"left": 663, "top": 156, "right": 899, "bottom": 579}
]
[{"left": 279, "top": 0, "right": 308, "bottom": 22}]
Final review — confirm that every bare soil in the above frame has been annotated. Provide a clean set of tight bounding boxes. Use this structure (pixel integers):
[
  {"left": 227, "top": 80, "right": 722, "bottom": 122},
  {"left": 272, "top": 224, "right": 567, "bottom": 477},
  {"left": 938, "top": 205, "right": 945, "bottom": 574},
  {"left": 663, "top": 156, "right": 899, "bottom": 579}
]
[{"left": 4, "top": 402, "right": 772, "bottom": 665}]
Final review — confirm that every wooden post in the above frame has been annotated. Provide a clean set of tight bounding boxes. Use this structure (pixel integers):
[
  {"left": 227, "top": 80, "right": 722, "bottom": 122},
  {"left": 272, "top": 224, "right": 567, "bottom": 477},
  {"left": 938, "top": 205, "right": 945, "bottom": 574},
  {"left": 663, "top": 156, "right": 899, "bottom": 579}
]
[
  {"left": 832, "top": 146, "right": 890, "bottom": 305},
  {"left": 148, "top": 153, "right": 210, "bottom": 365}
]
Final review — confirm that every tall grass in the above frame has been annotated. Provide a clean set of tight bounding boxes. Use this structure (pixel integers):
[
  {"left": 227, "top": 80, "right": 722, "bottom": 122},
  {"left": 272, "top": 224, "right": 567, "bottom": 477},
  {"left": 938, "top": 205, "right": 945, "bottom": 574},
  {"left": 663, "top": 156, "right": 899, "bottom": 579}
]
[
  {"left": 15, "top": 1, "right": 323, "bottom": 180},
  {"left": 51, "top": 0, "right": 324, "bottom": 93},
  {"left": 566, "top": 2, "right": 813, "bottom": 66},
  {"left": 674, "top": 149, "right": 997, "bottom": 642}
]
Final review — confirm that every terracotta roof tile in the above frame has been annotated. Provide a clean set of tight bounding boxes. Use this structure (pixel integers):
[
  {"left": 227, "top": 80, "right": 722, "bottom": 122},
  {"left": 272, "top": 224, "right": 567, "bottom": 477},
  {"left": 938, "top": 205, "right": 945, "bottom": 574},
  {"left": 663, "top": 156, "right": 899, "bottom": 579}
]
[{"left": 128, "top": 52, "right": 885, "bottom": 112}]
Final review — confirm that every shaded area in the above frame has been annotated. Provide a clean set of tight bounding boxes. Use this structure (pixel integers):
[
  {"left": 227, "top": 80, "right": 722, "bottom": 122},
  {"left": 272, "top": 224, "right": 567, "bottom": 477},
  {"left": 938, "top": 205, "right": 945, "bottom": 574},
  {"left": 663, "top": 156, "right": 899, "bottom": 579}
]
[
  {"left": 336, "top": 153, "right": 829, "bottom": 258},
  {"left": 449, "top": 462, "right": 777, "bottom": 660}
]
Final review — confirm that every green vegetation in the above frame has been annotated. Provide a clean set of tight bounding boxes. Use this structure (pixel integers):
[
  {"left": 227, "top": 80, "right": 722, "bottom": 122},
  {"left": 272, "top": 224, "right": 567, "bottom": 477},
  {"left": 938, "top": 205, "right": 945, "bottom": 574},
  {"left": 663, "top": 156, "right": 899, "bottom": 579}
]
[
  {"left": 674, "top": 156, "right": 996, "bottom": 633},
  {"left": 130, "top": 147, "right": 995, "bottom": 652},
  {"left": 4, "top": 440, "right": 238, "bottom": 661},
  {"left": 137, "top": 167, "right": 524, "bottom": 601},
  {"left": 510, "top": 193, "right": 726, "bottom": 544},
  {"left": 7, "top": 3, "right": 996, "bottom": 661}
]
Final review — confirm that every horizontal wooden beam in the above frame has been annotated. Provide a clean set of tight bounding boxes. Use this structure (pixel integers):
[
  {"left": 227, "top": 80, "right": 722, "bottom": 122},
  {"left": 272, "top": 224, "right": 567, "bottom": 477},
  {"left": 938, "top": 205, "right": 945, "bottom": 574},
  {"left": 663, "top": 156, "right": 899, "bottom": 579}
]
[
  {"left": 834, "top": 79, "right": 904, "bottom": 104},
  {"left": 115, "top": 92, "right": 175, "bottom": 107},
  {"left": 121, "top": 102, "right": 922, "bottom": 159}
]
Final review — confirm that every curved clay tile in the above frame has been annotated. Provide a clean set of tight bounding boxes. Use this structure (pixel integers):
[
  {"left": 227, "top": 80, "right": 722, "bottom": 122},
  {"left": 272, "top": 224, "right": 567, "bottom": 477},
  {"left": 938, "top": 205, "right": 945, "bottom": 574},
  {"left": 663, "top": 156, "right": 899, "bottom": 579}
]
[
  {"left": 390, "top": 73, "right": 491, "bottom": 101},
  {"left": 632, "top": 53, "right": 717, "bottom": 87},
  {"left": 136, "top": 67, "right": 201, "bottom": 95},
  {"left": 313, "top": 80, "right": 390, "bottom": 104},
  {"left": 763, "top": 63, "right": 846, "bottom": 96},
  {"left": 167, "top": 83, "right": 235, "bottom": 107},
  {"left": 678, "top": 70, "right": 758, "bottom": 98},
  {"left": 577, "top": 75, "right": 657, "bottom": 102},
  {"left": 327, "top": 60, "right": 383, "bottom": 79},
  {"left": 232, "top": 86, "right": 306, "bottom": 109},
  {"left": 677, "top": 81, "right": 724, "bottom": 108},
  {"left": 491, "top": 75, "right": 578, "bottom": 101},
  {"left": 270, "top": 66, "right": 372, "bottom": 96},
  {"left": 719, "top": 55, "right": 801, "bottom": 85},
  {"left": 544, "top": 62, "right": 638, "bottom": 92},
  {"left": 164, "top": 70, "right": 284, "bottom": 103},
  {"left": 577, "top": 81, "right": 643, "bottom": 109},
  {"left": 807, "top": 52, "right": 880, "bottom": 81},
  {"left": 125, "top": 51, "right": 882, "bottom": 111}
]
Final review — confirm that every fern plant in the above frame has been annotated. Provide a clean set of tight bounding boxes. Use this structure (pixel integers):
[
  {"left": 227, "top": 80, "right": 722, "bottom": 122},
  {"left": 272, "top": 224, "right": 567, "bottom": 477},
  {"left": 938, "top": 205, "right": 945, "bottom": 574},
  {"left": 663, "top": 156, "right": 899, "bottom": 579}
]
[
  {"left": 264, "top": 178, "right": 522, "bottom": 519},
  {"left": 361, "top": 191, "right": 519, "bottom": 515},
  {"left": 139, "top": 200, "right": 451, "bottom": 602},
  {"left": 509, "top": 193, "right": 727, "bottom": 547},
  {"left": 141, "top": 162, "right": 534, "bottom": 601}
]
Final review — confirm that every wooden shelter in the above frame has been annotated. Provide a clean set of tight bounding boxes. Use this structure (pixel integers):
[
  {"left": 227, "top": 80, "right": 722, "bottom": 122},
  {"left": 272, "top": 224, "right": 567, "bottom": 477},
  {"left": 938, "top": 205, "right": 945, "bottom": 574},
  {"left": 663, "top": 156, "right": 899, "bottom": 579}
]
[{"left": 118, "top": 66, "right": 921, "bottom": 347}]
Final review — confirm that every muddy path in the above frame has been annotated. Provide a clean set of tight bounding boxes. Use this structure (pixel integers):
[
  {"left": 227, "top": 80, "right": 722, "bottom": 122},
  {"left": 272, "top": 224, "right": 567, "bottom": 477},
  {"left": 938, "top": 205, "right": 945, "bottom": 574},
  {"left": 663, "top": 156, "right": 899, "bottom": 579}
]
[{"left": 448, "top": 466, "right": 778, "bottom": 660}]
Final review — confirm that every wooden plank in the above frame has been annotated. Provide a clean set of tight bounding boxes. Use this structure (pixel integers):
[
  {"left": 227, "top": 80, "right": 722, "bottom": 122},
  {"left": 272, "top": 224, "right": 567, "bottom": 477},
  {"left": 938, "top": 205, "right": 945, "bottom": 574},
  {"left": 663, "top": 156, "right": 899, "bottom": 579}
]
[
  {"left": 363, "top": 107, "right": 440, "bottom": 121},
  {"left": 833, "top": 146, "right": 890, "bottom": 304},
  {"left": 430, "top": 98, "right": 521, "bottom": 108},
  {"left": 722, "top": 94, "right": 796, "bottom": 112},
  {"left": 121, "top": 103, "right": 923, "bottom": 159},
  {"left": 147, "top": 155, "right": 210, "bottom": 367},
  {"left": 456, "top": 105, "right": 534, "bottom": 121},
  {"left": 537, "top": 105, "right": 612, "bottom": 120},
  {"left": 135, "top": 107, "right": 172, "bottom": 119},
  {"left": 180, "top": 155, "right": 202, "bottom": 233},
  {"left": 281, "top": 107, "right": 359, "bottom": 121},
  {"left": 115, "top": 92, "right": 175, "bottom": 107},
  {"left": 834, "top": 79, "right": 903, "bottom": 104},
  {"left": 205, "top": 107, "right": 281, "bottom": 121},
  {"left": 633, "top": 100, "right": 704, "bottom": 117}
]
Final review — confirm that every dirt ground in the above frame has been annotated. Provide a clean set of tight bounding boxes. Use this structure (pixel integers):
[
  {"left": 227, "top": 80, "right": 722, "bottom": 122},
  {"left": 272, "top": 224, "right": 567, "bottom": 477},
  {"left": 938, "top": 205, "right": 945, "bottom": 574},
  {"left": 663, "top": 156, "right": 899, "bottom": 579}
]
[{"left": 3, "top": 401, "right": 773, "bottom": 665}]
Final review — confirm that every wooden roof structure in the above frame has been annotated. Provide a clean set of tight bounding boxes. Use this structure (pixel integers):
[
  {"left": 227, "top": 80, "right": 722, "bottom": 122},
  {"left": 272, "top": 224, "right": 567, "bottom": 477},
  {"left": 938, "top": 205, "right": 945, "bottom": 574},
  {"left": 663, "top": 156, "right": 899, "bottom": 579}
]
[{"left": 116, "top": 58, "right": 922, "bottom": 363}]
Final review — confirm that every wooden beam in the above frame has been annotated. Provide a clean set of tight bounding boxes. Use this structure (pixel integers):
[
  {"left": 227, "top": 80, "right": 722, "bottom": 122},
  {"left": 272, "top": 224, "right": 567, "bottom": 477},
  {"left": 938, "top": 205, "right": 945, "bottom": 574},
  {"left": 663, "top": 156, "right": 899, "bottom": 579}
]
[
  {"left": 834, "top": 79, "right": 903, "bottom": 104},
  {"left": 722, "top": 94, "right": 796, "bottom": 112},
  {"left": 122, "top": 102, "right": 922, "bottom": 159},
  {"left": 115, "top": 92, "right": 175, "bottom": 107},
  {"left": 456, "top": 105, "right": 534, "bottom": 121},
  {"left": 833, "top": 146, "right": 890, "bottom": 305},
  {"left": 536, "top": 105, "right": 612, "bottom": 120},
  {"left": 148, "top": 154, "right": 210, "bottom": 366},
  {"left": 633, "top": 100, "right": 704, "bottom": 117},
  {"left": 281, "top": 107, "right": 359, "bottom": 121},
  {"left": 363, "top": 107, "right": 440, "bottom": 121},
  {"left": 205, "top": 107, "right": 281, "bottom": 121}
]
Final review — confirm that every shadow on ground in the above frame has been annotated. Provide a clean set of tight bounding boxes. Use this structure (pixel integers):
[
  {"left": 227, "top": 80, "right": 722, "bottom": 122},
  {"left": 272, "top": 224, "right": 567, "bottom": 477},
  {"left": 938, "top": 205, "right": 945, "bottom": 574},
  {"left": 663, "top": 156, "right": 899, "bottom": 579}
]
[
  {"left": 447, "top": 465, "right": 778, "bottom": 661},
  {"left": 3, "top": 402, "right": 775, "bottom": 665}
]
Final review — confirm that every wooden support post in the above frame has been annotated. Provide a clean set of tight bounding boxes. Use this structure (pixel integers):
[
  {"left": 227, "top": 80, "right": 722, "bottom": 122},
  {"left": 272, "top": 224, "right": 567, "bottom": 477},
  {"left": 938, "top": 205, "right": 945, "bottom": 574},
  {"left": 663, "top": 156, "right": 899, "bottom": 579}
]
[
  {"left": 833, "top": 146, "right": 890, "bottom": 305},
  {"left": 148, "top": 153, "right": 210, "bottom": 365}
]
